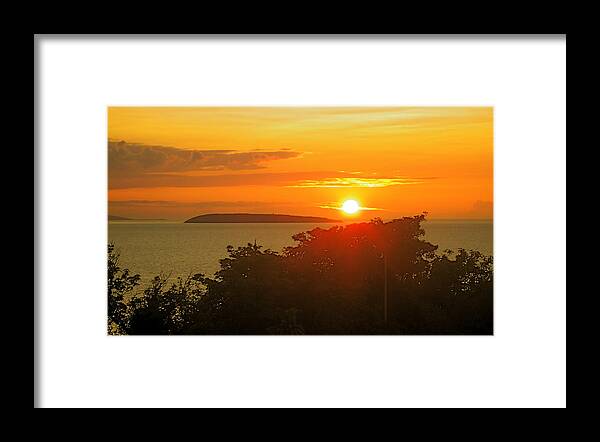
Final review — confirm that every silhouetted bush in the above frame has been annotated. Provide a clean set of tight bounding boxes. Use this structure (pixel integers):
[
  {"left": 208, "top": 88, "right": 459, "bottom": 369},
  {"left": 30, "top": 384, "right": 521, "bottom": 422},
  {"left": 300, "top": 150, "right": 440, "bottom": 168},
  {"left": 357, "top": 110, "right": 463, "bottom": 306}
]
[
  {"left": 107, "top": 244, "right": 141, "bottom": 335},
  {"left": 127, "top": 274, "right": 206, "bottom": 335},
  {"left": 108, "top": 215, "right": 493, "bottom": 335}
]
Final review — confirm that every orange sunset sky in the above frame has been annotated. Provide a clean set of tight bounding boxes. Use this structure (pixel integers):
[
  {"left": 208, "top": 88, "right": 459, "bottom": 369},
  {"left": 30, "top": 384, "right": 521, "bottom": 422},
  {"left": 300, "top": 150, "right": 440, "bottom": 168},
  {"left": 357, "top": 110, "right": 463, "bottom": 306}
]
[{"left": 108, "top": 107, "right": 493, "bottom": 221}]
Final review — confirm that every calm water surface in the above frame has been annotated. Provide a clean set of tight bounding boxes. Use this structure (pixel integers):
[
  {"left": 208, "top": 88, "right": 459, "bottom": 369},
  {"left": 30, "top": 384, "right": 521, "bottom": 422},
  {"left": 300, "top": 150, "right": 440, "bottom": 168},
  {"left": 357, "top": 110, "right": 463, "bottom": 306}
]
[{"left": 109, "top": 220, "right": 492, "bottom": 287}]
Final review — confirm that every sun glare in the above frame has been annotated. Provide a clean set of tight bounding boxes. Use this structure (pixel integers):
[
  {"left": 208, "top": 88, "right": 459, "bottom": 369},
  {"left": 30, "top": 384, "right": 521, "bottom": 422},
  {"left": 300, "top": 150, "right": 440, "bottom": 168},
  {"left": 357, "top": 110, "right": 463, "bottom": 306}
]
[{"left": 341, "top": 199, "right": 360, "bottom": 214}]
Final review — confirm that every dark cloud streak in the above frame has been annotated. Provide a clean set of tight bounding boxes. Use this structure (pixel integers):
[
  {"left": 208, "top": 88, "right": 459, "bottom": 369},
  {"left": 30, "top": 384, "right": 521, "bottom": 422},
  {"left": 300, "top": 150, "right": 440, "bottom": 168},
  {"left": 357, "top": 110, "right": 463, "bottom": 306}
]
[
  {"left": 109, "top": 170, "right": 341, "bottom": 189},
  {"left": 109, "top": 200, "right": 278, "bottom": 208}
]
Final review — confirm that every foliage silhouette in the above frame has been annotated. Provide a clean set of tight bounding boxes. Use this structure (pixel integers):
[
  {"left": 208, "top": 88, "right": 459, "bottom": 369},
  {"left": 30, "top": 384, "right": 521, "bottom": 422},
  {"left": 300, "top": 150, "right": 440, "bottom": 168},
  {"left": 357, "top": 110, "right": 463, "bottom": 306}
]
[
  {"left": 108, "top": 215, "right": 493, "bottom": 335},
  {"left": 107, "top": 244, "right": 141, "bottom": 335},
  {"left": 127, "top": 274, "right": 206, "bottom": 335}
]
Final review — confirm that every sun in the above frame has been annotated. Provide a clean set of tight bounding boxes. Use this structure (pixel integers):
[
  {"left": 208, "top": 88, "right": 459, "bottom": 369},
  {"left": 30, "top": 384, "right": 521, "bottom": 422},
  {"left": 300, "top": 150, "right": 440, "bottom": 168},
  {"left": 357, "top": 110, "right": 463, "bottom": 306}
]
[{"left": 341, "top": 199, "right": 360, "bottom": 214}]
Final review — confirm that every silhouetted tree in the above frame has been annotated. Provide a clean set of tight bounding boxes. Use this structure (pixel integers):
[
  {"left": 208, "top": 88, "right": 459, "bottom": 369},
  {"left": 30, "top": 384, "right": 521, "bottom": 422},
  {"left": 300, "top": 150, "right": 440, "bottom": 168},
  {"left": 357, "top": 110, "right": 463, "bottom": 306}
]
[
  {"left": 280, "top": 215, "right": 439, "bottom": 333},
  {"left": 127, "top": 274, "right": 205, "bottom": 335},
  {"left": 193, "top": 243, "right": 292, "bottom": 334},
  {"left": 107, "top": 244, "right": 140, "bottom": 334},
  {"left": 109, "top": 215, "right": 493, "bottom": 335}
]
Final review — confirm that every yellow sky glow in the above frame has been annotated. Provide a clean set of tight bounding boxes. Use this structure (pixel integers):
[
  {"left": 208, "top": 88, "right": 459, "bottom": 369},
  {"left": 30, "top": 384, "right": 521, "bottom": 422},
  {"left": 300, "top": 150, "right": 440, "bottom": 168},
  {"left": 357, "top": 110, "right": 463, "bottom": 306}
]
[{"left": 108, "top": 107, "right": 493, "bottom": 220}]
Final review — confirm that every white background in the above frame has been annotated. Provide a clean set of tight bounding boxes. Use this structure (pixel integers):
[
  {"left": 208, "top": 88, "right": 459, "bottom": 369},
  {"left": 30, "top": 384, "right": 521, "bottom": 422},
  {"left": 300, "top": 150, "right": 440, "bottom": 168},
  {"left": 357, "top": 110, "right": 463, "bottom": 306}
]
[{"left": 36, "top": 36, "right": 566, "bottom": 408}]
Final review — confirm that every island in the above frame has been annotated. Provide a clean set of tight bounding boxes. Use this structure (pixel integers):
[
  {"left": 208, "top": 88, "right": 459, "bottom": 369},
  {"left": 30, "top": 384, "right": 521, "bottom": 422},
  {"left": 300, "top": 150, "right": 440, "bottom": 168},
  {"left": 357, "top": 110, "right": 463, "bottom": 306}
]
[{"left": 184, "top": 213, "right": 340, "bottom": 223}]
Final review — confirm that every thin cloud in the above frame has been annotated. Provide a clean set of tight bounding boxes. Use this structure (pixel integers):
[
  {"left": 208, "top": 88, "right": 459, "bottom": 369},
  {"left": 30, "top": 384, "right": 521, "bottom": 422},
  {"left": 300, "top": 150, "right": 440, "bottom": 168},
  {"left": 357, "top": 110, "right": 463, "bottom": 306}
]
[
  {"left": 319, "top": 203, "right": 383, "bottom": 211},
  {"left": 109, "top": 170, "right": 341, "bottom": 189},
  {"left": 289, "top": 177, "right": 422, "bottom": 188},
  {"left": 109, "top": 200, "right": 278, "bottom": 209},
  {"left": 108, "top": 199, "right": 291, "bottom": 220},
  {"left": 109, "top": 170, "right": 429, "bottom": 190}
]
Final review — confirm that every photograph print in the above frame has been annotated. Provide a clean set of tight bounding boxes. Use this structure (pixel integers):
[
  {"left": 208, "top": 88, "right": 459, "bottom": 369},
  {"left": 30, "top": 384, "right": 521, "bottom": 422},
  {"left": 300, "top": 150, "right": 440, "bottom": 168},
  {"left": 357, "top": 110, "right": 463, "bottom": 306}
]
[{"left": 108, "top": 107, "right": 493, "bottom": 335}]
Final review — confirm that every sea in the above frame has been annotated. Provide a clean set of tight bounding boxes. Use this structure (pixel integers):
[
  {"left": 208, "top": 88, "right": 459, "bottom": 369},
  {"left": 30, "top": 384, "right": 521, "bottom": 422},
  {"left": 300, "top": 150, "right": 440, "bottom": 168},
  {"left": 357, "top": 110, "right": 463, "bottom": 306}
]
[{"left": 108, "top": 220, "right": 493, "bottom": 287}]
